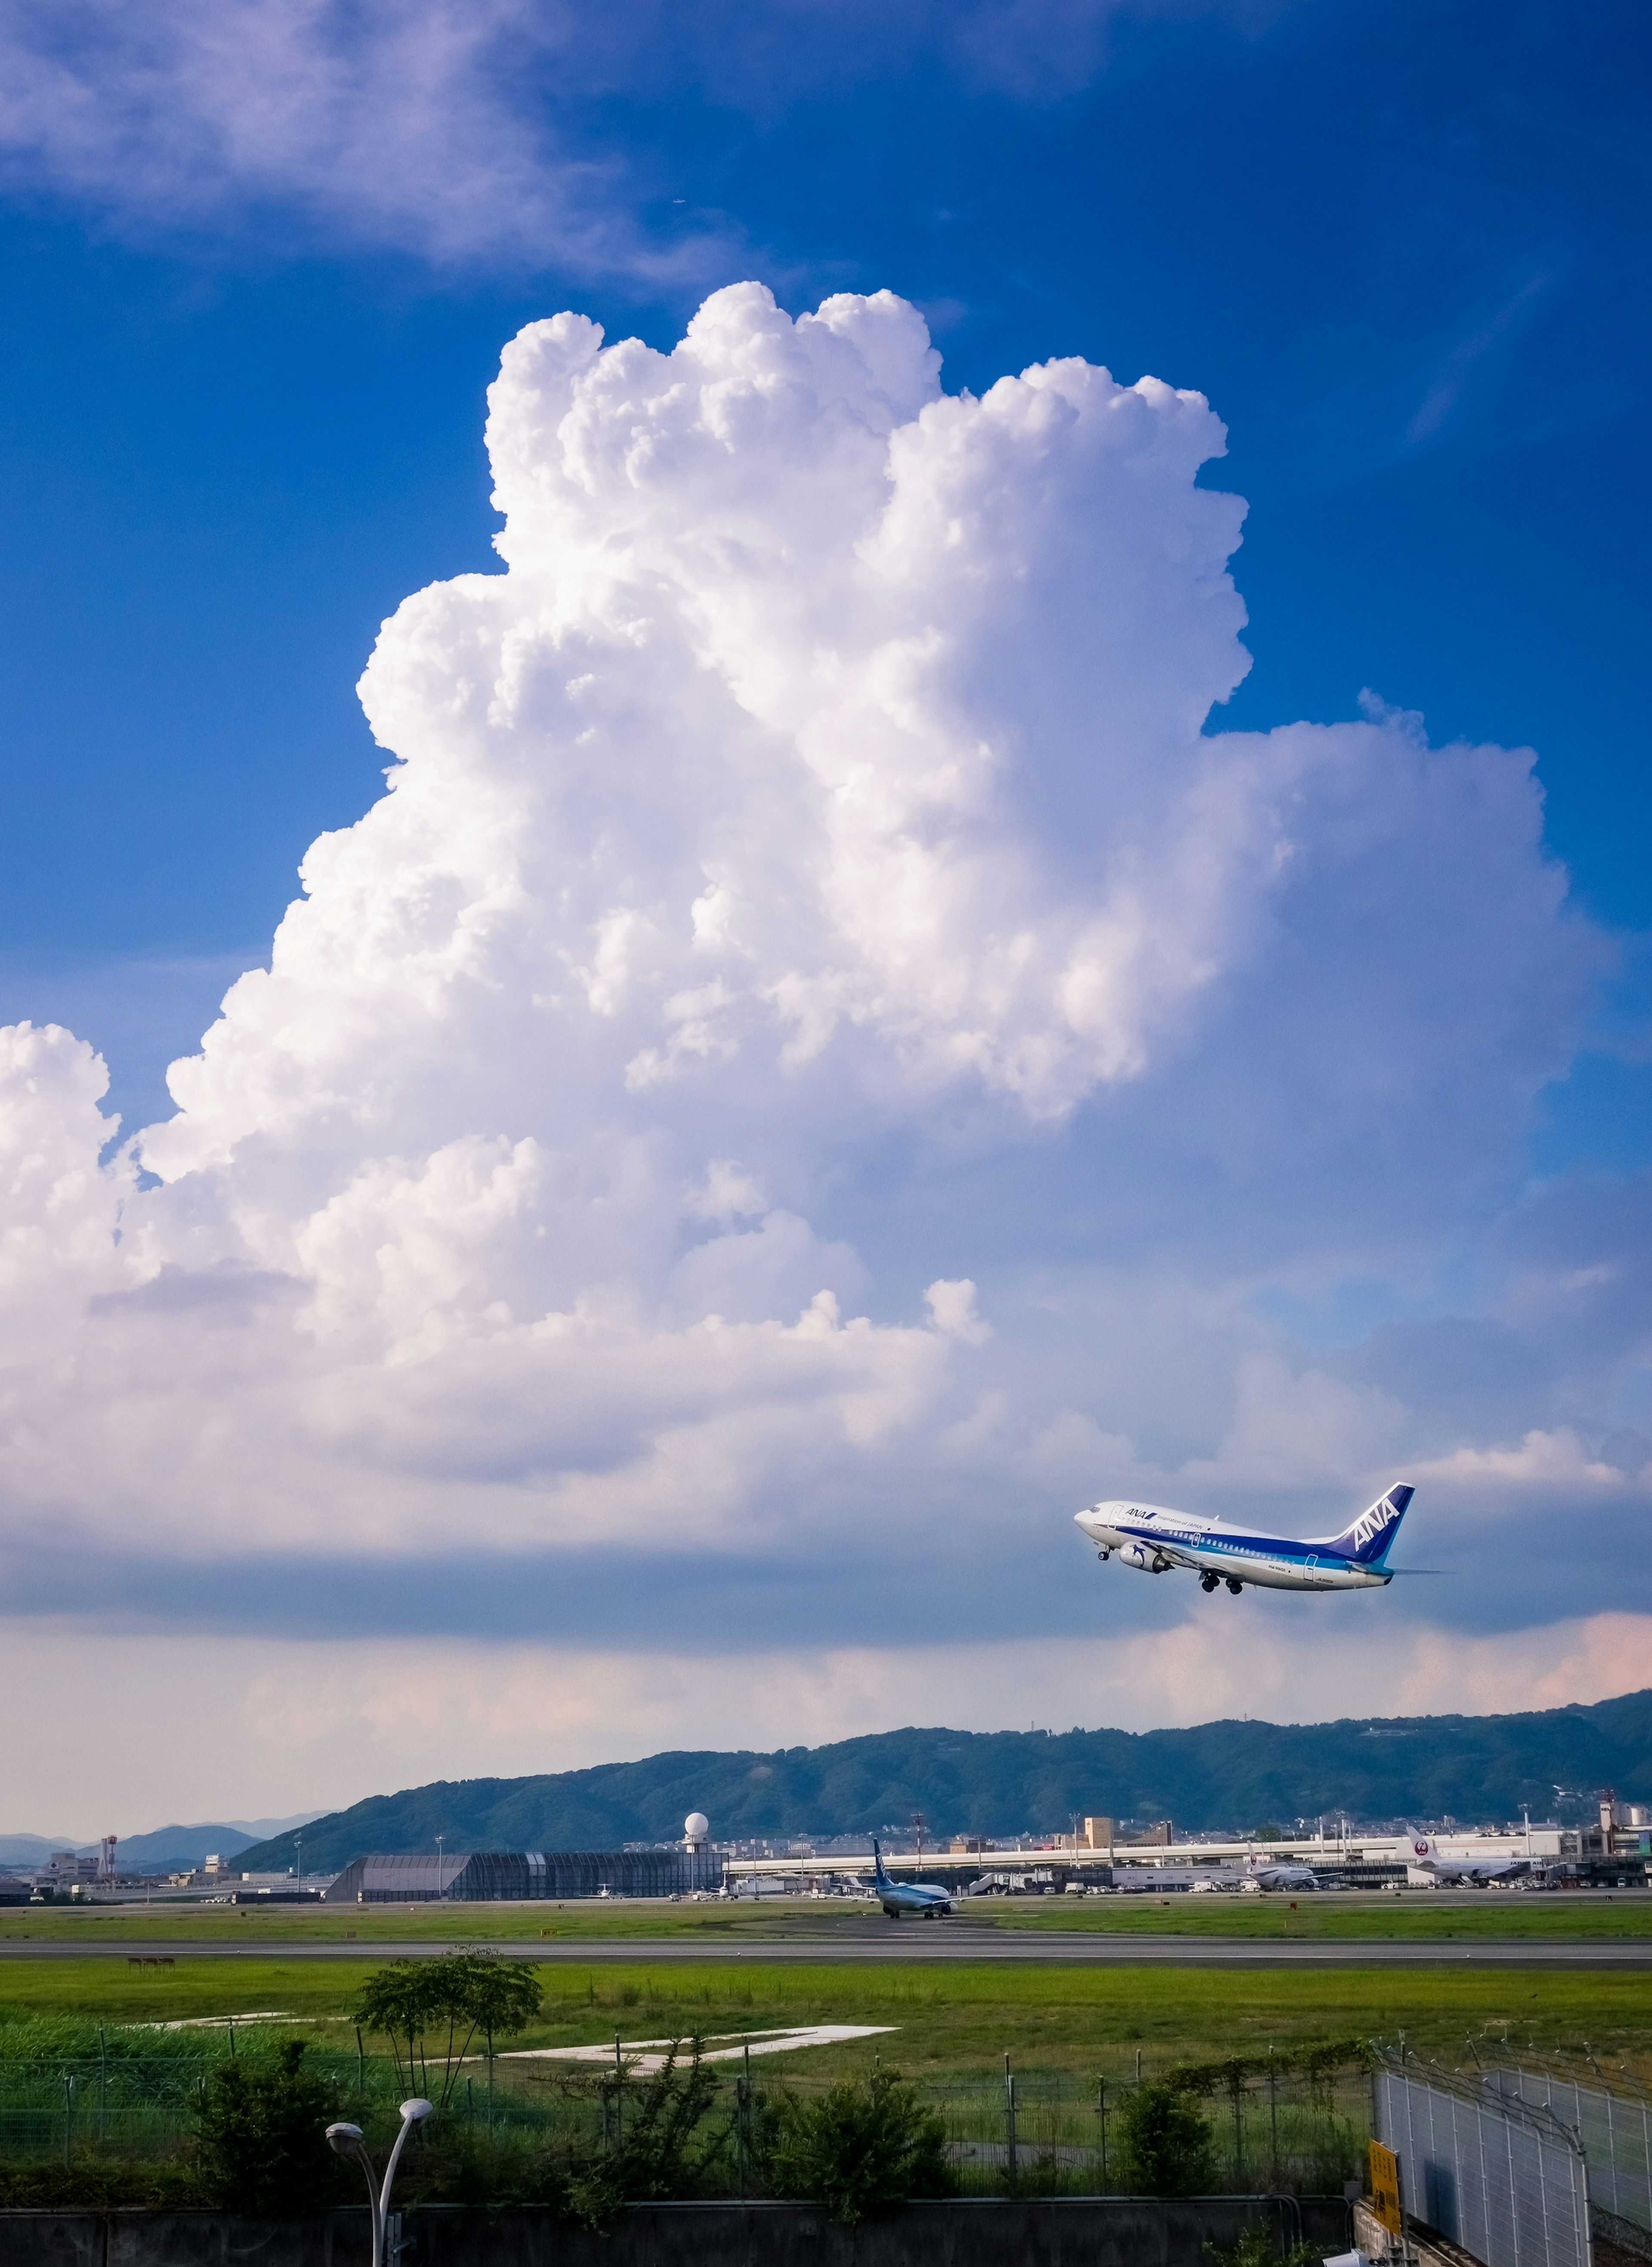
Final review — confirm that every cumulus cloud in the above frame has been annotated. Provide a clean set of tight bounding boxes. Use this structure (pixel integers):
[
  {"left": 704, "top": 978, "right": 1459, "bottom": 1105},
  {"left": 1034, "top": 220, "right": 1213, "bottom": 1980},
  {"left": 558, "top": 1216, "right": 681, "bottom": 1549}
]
[
  {"left": 0, "top": 283, "right": 1640, "bottom": 1801},
  {"left": 0, "top": 0, "right": 1283, "bottom": 272}
]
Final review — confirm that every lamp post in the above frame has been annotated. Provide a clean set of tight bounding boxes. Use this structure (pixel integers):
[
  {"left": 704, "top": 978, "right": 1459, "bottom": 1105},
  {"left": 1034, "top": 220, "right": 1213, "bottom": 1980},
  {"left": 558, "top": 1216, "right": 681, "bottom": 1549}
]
[
  {"left": 295, "top": 1834, "right": 303, "bottom": 1892},
  {"left": 327, "top": 2099, "right": 432, "bottom": 2267}
]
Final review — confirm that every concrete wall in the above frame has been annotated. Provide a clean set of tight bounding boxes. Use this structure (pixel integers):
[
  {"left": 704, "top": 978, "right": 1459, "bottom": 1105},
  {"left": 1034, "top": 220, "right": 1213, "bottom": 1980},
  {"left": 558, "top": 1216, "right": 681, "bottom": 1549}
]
[{"left": 0, "top": 2196, "right": 1352, "bottom": 2267}]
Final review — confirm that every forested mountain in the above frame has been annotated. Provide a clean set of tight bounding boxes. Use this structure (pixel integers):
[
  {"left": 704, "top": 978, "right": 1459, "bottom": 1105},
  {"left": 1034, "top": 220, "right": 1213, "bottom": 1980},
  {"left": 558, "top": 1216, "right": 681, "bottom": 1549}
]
[{"left": 236, "top": 1689, "right": 1652, "bottom": 1876}]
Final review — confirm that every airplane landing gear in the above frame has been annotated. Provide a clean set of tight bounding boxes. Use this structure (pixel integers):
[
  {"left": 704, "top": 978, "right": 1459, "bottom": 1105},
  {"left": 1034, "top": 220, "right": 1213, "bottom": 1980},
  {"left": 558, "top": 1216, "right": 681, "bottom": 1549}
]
[
  {"left": 1200, "top": 1573, "right": 1218, "bottom": 1593},
  {"left": 1226, "top": 1578, "right": 1243, "bottom": 1594}
]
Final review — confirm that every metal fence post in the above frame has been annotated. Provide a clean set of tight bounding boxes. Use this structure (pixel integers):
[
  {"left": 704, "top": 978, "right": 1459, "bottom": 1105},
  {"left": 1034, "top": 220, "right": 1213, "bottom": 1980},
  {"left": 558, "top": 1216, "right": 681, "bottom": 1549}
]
[{"left": 1005, "top": 2054, "right": 1018, "bottom": 2182}]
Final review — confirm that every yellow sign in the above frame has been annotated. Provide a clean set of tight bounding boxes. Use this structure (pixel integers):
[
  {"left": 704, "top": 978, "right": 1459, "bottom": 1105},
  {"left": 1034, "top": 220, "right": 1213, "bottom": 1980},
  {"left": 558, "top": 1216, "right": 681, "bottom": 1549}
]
[{"left": 1369, "top": 2140, "right": 1403, "bottom": 2236}]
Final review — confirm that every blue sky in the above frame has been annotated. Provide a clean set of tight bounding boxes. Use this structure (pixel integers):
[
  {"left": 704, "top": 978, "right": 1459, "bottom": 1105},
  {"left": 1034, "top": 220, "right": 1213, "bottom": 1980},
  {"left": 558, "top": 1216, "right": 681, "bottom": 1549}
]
[{"left": 0, "top": 0, "right": 1648, "bottom": 1826}]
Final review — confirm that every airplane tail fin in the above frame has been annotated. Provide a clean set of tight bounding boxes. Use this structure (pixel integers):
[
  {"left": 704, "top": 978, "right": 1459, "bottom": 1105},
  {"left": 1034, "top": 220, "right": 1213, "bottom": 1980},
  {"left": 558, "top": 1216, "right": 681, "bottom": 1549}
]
[
  {"left": 872, "top": 1838, "right": 889, "bottom": 1884},
  {"left": 1315, "top": 1483, "right": 1414, "bottom": 1565},
  {"left": 1401, "top": 1825, "right": 1437, "bottom": 1861}
]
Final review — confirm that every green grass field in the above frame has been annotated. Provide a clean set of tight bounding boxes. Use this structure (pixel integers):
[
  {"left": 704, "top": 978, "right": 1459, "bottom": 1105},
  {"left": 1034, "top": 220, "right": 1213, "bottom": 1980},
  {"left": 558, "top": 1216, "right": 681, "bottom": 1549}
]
[
  {"left": 3, "top": 1950, "right": 1648, "bottom": 2086},
  {"left": 5, "top": 1888, "right": 1650, "bottom": 1944}
]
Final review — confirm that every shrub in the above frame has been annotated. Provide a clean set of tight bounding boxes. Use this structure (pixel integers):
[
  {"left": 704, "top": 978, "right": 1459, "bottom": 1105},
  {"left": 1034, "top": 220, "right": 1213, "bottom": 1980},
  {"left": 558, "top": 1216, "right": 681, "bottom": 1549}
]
[
  {"left": 1118, "top": 2081, "right": 1218, "bottom": 2196},
  {"left": 562, "top": 2040, "right": 724, "bottom": 2230},
  {"left": 765, "top": 2068, "right": 955, "bottom": 2225},
  {"left": 194, "top": 2041, "right": 342, "bottom": 2217},
  {"left": 1205, "top": 2227, "right": 1327, "bottom": 2267}
]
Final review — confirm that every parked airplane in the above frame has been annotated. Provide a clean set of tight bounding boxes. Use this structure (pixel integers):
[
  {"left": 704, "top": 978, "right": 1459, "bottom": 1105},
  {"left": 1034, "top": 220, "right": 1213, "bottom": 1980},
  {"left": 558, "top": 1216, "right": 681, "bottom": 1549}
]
[
  {"left": 866, "top": 1840, "right": 953, "bottom": 1919},
  {"left": 1240, "top": 1859, "right": 1319, "bottom": 1892},
  {"left": 1074, "top": 1485, "right": 1415, "bottom": 1594},
  {"left": 1403, "top": 1830, "right": 1527, "bottom": 1886}
]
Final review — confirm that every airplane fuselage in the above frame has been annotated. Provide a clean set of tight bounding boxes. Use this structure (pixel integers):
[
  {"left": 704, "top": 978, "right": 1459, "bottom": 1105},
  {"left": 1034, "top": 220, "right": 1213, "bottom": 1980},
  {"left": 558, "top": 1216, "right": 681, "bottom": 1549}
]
[
  {"left": 1076, "top": 1501, "right": 1396, "bottom": 1593},
  {"left": 867, "top": 1840, "right": 952, "bottom": 1917},
  {"left": 874, "top": 1879, "right": 953, "bottom": 1917}
]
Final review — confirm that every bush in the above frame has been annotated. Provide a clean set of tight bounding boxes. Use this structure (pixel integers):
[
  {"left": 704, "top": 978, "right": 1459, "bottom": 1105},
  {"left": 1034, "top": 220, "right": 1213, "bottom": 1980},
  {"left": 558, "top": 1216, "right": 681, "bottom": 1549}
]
[
  {"left": 765, "top": 2068, "right": 955, "bottom": 2225},
  {"left": 1205, "top": 2228, "right": 1327, "bottom": 2267},
  {"left": 194, "top": 2041, "right": 343, "bottom": 2217},
  {"left": 1118, "top": 2081, "right": 1218, "bottom": 2196},
  {"left": 561, "top": 2040, "right": 724, "bottom": 2230}
]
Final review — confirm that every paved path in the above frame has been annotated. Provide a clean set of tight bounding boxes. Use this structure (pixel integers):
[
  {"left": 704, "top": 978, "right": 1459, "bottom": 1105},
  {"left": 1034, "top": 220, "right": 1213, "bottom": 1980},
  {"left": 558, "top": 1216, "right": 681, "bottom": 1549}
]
[{"left": 2, "top": 1930, "right": 1649, "bottom": 1968}]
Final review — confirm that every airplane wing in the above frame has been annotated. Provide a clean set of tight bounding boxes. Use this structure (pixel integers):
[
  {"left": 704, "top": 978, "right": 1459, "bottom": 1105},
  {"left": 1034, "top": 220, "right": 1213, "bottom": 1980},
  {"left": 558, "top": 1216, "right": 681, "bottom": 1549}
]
[{"left": 1152, "top": 1540, "right": 1211, "bottom": 1570}]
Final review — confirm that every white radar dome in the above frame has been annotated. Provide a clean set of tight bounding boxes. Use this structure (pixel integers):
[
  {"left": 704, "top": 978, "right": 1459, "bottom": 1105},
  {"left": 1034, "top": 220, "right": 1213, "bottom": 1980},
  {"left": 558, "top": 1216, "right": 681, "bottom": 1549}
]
[{"left": 684, "top": 1813, "right": 709, "bottom": 1841}]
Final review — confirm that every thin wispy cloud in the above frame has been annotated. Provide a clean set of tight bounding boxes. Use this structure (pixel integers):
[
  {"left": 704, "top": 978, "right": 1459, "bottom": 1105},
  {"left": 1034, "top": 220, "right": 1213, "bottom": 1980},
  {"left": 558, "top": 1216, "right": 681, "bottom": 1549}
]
[{"left": 0, "top": 0, "right": 1278, "bottom": 276}]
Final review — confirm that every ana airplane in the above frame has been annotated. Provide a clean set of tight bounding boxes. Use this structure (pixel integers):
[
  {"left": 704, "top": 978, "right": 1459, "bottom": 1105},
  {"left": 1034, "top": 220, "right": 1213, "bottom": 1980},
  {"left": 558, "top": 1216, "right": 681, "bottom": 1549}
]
[
  {"left": 1403, "top": 1831, "right": 1528, "bottom": 1886},
  {"left": 867, "top": 1840, "right": 953, "bottom": 1920},
  {"left": 1074, "top": 1485, "right": 1415, "bottom": 1594}
]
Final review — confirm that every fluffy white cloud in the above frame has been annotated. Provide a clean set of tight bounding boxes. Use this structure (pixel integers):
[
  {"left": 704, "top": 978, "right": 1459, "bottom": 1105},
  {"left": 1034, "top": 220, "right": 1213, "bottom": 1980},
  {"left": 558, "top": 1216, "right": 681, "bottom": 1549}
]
[{"left": 0, "top": 284, "right": 1641, "bottom": 1806}]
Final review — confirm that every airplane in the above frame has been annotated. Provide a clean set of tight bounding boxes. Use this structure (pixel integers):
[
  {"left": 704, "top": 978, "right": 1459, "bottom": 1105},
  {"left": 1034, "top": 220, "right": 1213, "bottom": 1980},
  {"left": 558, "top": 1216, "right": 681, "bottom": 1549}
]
[
  {"left": 866, "top": 1840, "right": 953, "bottom": 1920},
  {"left": 1402, "top": 1830, "right": 1528, "bottom": 1886},
  {"left": 1074, "top": 1485, "right": 1415, "bottom": 1594},
  {"left": 1240, "top": 1859, "right": 1319, "bottom": 1893}
]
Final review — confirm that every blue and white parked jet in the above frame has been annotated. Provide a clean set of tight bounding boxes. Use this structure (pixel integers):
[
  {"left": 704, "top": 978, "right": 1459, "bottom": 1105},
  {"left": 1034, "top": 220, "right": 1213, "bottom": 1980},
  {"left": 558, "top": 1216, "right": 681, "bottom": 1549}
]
[
  {"left": 1075, "top": 1485, "right": 1415, "bottom": 1595},
  {"left": 866, "top": 1841, "right": 954, "bottom": 1920}
]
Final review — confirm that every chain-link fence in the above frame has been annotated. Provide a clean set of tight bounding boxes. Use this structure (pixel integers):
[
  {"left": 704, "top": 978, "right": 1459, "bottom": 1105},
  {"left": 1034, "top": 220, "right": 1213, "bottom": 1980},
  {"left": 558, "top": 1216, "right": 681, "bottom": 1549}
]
[
  {"left": 0, "top": 2042, "right": 407, "bottom": 2166},
  {"left": 0, "top": 2038, "right": 1369, "bottom": 2199},
  {"left": 1487, "top": 2068, "right": 1652, "bottom": 2253},
  {"left": 1373, "top": 2052, "right": 1593, "bottom": 2267}
]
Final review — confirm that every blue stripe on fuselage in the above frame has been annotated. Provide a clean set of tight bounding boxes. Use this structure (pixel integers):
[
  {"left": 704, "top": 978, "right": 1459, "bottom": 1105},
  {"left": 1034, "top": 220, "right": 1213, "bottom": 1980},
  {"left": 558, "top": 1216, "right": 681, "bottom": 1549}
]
[{"left": 1117, "top": 1523, "right": 1354, "bottom": 1569}]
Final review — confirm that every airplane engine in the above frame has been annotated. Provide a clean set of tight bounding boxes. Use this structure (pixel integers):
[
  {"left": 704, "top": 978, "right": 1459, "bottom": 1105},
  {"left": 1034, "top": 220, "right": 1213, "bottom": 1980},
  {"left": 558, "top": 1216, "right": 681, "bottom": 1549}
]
[{"left": 1119, "top": 1541, "right": 1171, "bottom": 1573}]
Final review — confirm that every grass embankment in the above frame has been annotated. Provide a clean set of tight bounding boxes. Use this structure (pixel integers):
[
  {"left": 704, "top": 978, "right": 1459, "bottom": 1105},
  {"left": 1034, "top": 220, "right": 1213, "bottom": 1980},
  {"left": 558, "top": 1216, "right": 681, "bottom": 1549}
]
[
  {"left": 3, "top": 1954, "right": 1648, "bottom": 2086},
  {"left": 4, "top": 1888, "right": 1650, "bottom": 1945}
]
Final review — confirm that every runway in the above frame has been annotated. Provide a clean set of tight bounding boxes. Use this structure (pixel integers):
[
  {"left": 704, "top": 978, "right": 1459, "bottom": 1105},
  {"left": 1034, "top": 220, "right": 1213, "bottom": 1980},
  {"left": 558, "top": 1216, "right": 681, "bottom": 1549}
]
[{"left": 2, "top": 1929, "right": 1648, "bottom": 1969}]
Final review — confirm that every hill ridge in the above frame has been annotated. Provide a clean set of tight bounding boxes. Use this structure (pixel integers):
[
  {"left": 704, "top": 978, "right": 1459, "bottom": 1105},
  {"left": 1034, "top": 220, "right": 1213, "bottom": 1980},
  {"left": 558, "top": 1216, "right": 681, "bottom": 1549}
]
[{"left": 239, "top": 1689, "right": 1652, "bottom": 1876}]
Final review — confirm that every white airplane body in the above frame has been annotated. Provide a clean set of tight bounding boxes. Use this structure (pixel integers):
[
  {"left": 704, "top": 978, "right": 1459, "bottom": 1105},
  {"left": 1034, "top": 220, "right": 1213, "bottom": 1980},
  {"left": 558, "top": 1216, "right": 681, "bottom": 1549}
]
[
  {"left": 866, "top": 1840, "right": 953, "bottom": 1919},
  {"left": 1075, "top": 1485, "right": 1415, "bottom": 1594},
  {"left": 1404, "top": 1830, "right": 1527, "bottom": 1885},
  {"left": 1242, "top": 1860, "right": 1319, "bottom": 1892}
]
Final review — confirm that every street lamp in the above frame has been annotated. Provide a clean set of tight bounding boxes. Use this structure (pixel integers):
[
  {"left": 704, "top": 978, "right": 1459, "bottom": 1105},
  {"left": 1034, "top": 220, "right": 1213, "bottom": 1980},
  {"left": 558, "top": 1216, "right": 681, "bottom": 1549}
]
[{"left": 327, "top": 2099, "right": 432, "bottom": 2267}]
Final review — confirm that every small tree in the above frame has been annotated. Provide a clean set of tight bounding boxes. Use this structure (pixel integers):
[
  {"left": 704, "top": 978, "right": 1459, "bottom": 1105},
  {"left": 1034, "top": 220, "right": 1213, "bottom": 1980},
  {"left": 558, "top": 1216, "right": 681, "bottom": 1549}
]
[
  {"left": 194, "top": 2041, "right": 342, "bottom": 2217},
  {"left": 1118, "top": 2081, "right": 1217, "bottom": 2196},
  {"left": 765, "top": 2067, "right": 955, "bottom": 2225},
  {"left": 354, "top": 1953, "right": 542, "bottom": 2107}
]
